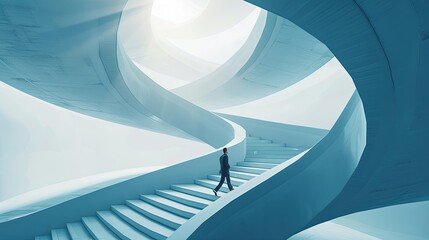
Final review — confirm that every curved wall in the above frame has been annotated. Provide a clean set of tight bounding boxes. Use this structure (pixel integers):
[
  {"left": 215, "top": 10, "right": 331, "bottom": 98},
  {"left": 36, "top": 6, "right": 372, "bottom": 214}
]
[
  {"left": 216, "top": 57, "right": 355, "bottom": 130},
  {"left": 0, "top": 82, "right": 211, "bottom": 202},
  {"left": 116, "top": 27, "right": 234, "bottom": 148},
  {"left": 247, "top": 0, "right": 429, "bottom": 224},
  {"left": 0, "top": 0, "right": 182, "bottom": 136},
  {"left": 0, "top": 0, "right": 235, "bottom": 148},
  {"left": 174, "top": 13, "right": 334, "bottom": 109},
  {"left": 120, "top": 0, "right": 265, "bottom": 90},
  {"left": 0, "top": 0, "right": 238, "bottom": 219},
  {"left": 0, "top": 120, "right": 246, "bottom": 239},
  {"left": 171, "top": 91, "right": 366, "bottom": 239},
  {"left": 291, "top": 201, "right": 429, "bottom": 240}
]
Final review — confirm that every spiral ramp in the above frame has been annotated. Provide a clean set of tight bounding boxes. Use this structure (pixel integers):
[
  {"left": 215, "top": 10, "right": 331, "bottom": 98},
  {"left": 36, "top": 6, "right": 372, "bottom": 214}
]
[
  {"left": 0, "top": 0, "right": 428, "bottom": 239},
  {"left": 33, "top": 136, "right": 309, "bottom": 240}
]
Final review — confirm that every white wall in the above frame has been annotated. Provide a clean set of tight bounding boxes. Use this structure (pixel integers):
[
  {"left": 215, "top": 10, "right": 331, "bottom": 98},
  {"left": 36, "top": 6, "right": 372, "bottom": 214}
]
[
  {"left": 216, "top": 58, "right": 356, "bottom": 130},
  {"left": 0, "top": 82, "right": 212, "bottom": 201}
]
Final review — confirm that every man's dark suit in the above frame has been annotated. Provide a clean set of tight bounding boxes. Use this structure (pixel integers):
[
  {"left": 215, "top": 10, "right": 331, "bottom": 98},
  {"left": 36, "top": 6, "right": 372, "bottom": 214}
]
[{"left": 214, "top": 153, "right": 234, "bottom": 192}]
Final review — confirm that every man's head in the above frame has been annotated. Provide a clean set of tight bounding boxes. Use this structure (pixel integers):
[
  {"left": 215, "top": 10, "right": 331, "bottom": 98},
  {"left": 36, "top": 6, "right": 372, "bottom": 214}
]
[{"left": 223, "top": 147, "right": 228, "bottom": 154}]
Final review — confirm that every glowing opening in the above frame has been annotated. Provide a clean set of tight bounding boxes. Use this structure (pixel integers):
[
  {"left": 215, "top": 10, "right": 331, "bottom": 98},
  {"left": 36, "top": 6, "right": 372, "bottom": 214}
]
[
  {"left": 140, "top": 0, "right": 265, "bottom": 90},
  {"left": 164, "top": 8, "right": 261, "bottom": 65},
  {"left": 151, "top": 0, "right": 209, "bottom": 25}
]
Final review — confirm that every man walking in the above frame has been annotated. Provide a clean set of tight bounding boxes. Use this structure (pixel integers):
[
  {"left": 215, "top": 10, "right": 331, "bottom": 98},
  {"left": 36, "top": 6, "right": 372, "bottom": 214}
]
[{"left": 213, "top": 147, "right": 234, "bottom": 196}]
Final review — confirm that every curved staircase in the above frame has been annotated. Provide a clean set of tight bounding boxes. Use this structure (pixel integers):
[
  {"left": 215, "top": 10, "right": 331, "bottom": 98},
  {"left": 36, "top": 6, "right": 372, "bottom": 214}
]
[{"left": 35, "top": 135, "right": 307, "bottom": 240}]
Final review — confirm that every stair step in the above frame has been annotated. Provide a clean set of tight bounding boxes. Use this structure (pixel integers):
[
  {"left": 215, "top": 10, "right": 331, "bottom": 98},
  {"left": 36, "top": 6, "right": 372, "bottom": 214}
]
[
  {"left": 247, "top": 148, "right": 304, "bottom": 154},
  {"left": 230, "top": 166, "right": 267, "bottom": 174},
  {"left": 208, "top": 174, "right": 248, "bottom": 186},
  {"left": 97, "top": 211, "right": 152, "bottom": 240},
  {"left": 247, "top": 146, "right": 300, "bottom": 151},
  {"left": 245, "top": 158, "right": 287, "bottom": 164},
  {"left": 141, "top": 194, "right": 199, "bottom": 219},
  {"left": 112, "top": 205, "right": 173, "bottom": 240},
  {"left": 35, "top": 134, "right": 305, "bottom": 239},
  {"left": 82, "top": 216, "right": 118, "bottom": 240},
  {"left": 247, "top": 136, "right": 260, "bottom": 140},
  {"left": 246, "top": 139, "right": 272, "bottom": 144},
  {"left": 126, "top": 199, "right": 187, "bottom": 230},
  {"left": 35, "top": 235, "right": 52, "bottom": 240},
  {"left": 51, "top": 229, "right": 71, "bottom": 240},
  {"left": 229, "top": 171, "right": 258, "bottom": 180},
  {"left": 246, "top": 153, "right": 295, "bottom": 159},
  {"left": 247, "top": 143, "right": 285, "bottom": 147},
  {"left": 66, "top": 222, "right": 92, "bottom": 240},
  {"left": 237, "top": 161, "right": 278, "bottom": 169},
  {"left": 195, "top": 179, "right": 234, "bottom": 193},
  {"left": 171, "top": 184, "right": 223, "bottom": 201},
  {"left": 156, "top": 189, "right": 212, "bottom": 209},
  {"left": 246, "top": 145, "right": 307, "bottom": 153}
]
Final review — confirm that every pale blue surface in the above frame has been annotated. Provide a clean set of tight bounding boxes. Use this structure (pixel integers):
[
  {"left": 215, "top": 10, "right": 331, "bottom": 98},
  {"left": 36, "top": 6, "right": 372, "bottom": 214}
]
[
  {"left": 179, "top": 91, "right": 366, "bottom": 239},
  {"left": 291, "top": 201, "right": 429, "bottom": 240},
  {"left": 0, "top": 0, "right": 233, "bottom": 148},
  {"left": 174, "top": 13, "right": 333, "bottom": 109},
  {"left": 0, "top": 0, "right": 428, "bottom": 239},
  {"left": 0, "top": 121, "right": 245, "bottom": 239},
  {"left": 244, "top": 0, "right": 429, "bottom": 238}
]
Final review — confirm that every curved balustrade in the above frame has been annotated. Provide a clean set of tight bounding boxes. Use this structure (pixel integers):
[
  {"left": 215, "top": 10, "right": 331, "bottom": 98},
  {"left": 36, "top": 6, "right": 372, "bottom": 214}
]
[
  {"left": 0, "top": 0, "right": 235, "bottom": 148},
  {"left": 172, "top": 91, "right": 366, "bottom": 239},
  {"left": 246, "top": 0, "right": 429, "bottom": 224},
  {"left": 0, "top": 120, "right": 245, "bottom": 239},
  {"left": 1, "top": 0, "right": 426, "bottom": 239}
]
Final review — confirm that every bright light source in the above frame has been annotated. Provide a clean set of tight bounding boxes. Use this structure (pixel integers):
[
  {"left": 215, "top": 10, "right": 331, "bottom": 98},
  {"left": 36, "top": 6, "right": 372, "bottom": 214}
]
[
  {"left": 152, "top": 0, "right": 209, "bottom": 25},
  {"left": 164, "top": 8, "right": 261, "bottom": 64}
]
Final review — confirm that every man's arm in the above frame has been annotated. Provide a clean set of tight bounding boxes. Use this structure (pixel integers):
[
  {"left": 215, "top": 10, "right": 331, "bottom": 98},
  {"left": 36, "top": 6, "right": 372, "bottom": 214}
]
[{"left": 224, "top": 155, "right": 230, "bottom": 170}]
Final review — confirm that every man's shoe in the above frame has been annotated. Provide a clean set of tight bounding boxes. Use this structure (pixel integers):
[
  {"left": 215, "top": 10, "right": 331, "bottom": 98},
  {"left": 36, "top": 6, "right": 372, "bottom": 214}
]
[{"left": 213, "top": 189, "right": 218, "bottom": 196}]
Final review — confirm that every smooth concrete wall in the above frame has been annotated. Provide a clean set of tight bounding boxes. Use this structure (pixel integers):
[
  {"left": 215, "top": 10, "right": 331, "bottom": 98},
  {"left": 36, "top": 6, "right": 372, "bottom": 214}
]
[
  {"left": 246, "top": 0, "right": 429, "bottom": 225},
  {"left": 333, "top": 200, "right": 429, "bottom": 240},
  {"left": 175, "top": 13, "right": 334, "bottom": 110},
  {"left": 0, "top": 120, "right": 246, "bottom": 240},
  {"left": 0, "top": 82, "right": 212, "bottom": 202},
  {"left": 116, "top": 1, "right": 235, "bottom": 148},
  {"left": 115, "top": 41, "right": 234, "bottom": 148},
  {"left": 216, "top": 57, "right": 356, "bottom": 130},
  {"left": 0, "top": 0, "right": 235, "bottom": 148},
  {"left": 291, "top": 201, "right": 429, "bottom": 240},
  {"left": 217, "top": 113, "right": 328, "bottom": 148},
  {"left": 172, "top": 10, "right": 270, "bottom": 99},
  {"left": 0, "top": 0, "right": 183, "bottom": 135},
  {"left": 119, "top": 0, "right": 219, "bottom": 87},
  {"left": 290, "top": 222, "right": 379, "bottom": 240},
  {"left": 0, "top": 0, "right": 234, "bottom": 208},
  {"left": 171, "top": 91, "right": 366, "bottom": 239}
]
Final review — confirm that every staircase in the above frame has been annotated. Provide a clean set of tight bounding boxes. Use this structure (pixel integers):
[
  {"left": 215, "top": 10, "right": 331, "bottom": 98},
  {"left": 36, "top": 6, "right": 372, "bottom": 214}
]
[{"left": 35, "top": 135, "right": 306, "bottom": 240}]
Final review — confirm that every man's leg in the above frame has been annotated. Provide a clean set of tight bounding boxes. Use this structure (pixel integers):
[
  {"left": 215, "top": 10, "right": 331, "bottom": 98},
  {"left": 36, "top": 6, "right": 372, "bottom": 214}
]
[
  {"left": 226, "top": 173, "right": 234, "bottom": 191},
  {"left": 214, "top": 173, "right": 226, "bottom": 192}
]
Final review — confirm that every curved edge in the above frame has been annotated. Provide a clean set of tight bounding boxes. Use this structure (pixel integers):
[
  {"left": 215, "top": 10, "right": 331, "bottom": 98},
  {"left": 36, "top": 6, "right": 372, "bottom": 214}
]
[
  {"left": 215, "top": 113, "right": 329, "bottom": 148},
  {"left": 171, "top": 10, "right": 270, "bottom": 98},
  {"left": 0, "top": 119, "right": 246, "bottom": 240},
  {"left": 115, "top": 38, "right": 235, "bottom": 148},
  {"left": 174, "top": 13, "right": 335, "bottom": 110},
  {"left": 170, "top": 90, "right": 366, "bottom": 239}
]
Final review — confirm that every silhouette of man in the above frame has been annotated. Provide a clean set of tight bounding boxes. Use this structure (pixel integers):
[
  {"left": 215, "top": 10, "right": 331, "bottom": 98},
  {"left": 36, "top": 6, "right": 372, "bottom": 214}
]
[{"left": 213, "top": 147, "right": 234, "bottom": 196}]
